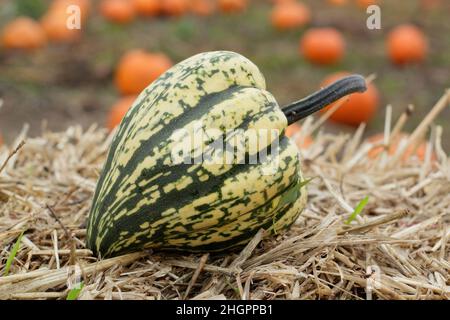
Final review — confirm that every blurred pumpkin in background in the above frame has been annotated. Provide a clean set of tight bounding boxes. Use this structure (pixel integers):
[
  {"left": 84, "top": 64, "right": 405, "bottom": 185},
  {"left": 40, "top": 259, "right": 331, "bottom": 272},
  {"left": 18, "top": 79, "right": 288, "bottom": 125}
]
[
  {"left": 49, "top": 0, "right": 92, "bottom": 22},
  {"left": 114, "top": 49, "right": 173, "bottom": 95},
  {"left": 367, "top": 133, "right": 436, "bottom": 163},
  {"left": 161, "top": 0, "right": 189, "bottom": 16},
  {"left": 132, "top": 0, "right": 160, "bottom": 16},
  {"left": 190, "top": 0, "right": 216, "bottom": 16},
  {"left": 107, "top": 95, "right": 137, "bottom": 131},
  {"left": 1, "top": 17, "right": 47, "bottom": 50},
  {"left": 387, "top": 24, "right": 428, "bottom": 66},
  {"left": 271, "top": 1, "right": 311, "bottom": 30},
  {"left": 355, "top": 0, "right": 378, "bottom": 8},
  {"left": 99, "top": 0, "right": 136, "bottom": 24},
  {"left": 320, "top": 72, "right": 379, "bottom": 126},
  {"left": 41, "top": 7, "right": 82, "bottom": 42},
  {"left": 285, "top": 123, "right": 313, "bottom": 149},
  {"left": 327, "top": 0, "right": 348, "bottom": 5},
  {"left": 218, "top": 0, "right": 247, "bottom": 13},
  {"left": 271, "top": 0, "right": 295, "bottom": 4},
  {"left": 421, "top": 0, "right": 443, "bottom": 9},
  {"left": 300, "top": 27, "right": 345, "bottom": 65}
]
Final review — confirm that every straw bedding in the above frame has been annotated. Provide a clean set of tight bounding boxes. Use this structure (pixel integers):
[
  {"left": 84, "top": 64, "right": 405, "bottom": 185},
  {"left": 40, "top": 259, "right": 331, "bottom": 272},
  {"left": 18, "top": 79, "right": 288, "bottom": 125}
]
[{"left": 0, "top": 91, "right": 449, "bottom": 300}]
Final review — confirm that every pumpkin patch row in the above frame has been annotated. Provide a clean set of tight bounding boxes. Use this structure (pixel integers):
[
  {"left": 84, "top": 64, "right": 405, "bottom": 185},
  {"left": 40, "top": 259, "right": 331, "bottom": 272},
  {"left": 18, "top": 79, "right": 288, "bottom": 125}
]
[
  {"left": 270, "top": 1, "right": 428, "bottom": 67},
  {"left": 0, "top": 1, "right": 436, "bottom": 141},
  {"left": 99, "top": 0, "right": 248, "bottom": 23},
  {"left": 1, "top": 0, "right": 429, "bottom": 69},
  {"left": 0, "top": 0, "right": 247, "bottom": 49},
  {"left": 1, "top": 0, "right": 89, "bottom": 48}
]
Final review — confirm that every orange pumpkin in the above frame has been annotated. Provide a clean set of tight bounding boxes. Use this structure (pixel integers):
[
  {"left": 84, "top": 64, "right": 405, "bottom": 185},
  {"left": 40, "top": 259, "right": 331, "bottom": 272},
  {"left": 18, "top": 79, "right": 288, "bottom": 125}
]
[
  {"left": 132, "top": 0, "right": 160, "bottom": 16},
  {"left": 387, "top": 24, "right": 428, "bottom": 66},
  {"left": 327, "top": 0, "right": 348, "bottom": 5},
  {"left": 49, "top": 0, "right": 92, "bottom": 22},
  {"left": 271, "top": 0, "right": 295, "bottom": 4},
  {"left": 300, "top": 28, "right": 345, "bottom": 65},
  {"left": 421, "top": 0, "right": 443, "bottom": 9},
  {"left": 271, "top": 2, "right": 311, "bottom": 30},
  {"left": 99, "top": 0, "right": 136, "bottom": 24},
  {"left": 1, "top": 17, "right": 47, "bottom": 50},
  {"left": 0, "top": 133, "right": 3, "bottom": 146},
  {"left": 285, "top": 123, "right": 313, "bottom": 149},
  {"left": 320, "top": 72, "right": 379, "bottom": 126},
  {"left": 114, "top": 49, "right": 173, "bottom": 95},
  {"left": 367, "top": 133, "right": 436, "bottom": 163},
  {"left": 355, "top": 0, "right": 377, "bottom": 8},
  {"left": 218, "top": 0, "right": 247, "bottom": 13},
  {"left": 107, "top": 96, "right": 138, "bottom": 130},
  {"left": 190, "top": 0, "right": 216, "bottom": 16},
  {"left": 41, "top": 8, "right": 82, "bottom": 42},
  {"left": 161, "top": 0, "right": 189, "bottom": 16}
]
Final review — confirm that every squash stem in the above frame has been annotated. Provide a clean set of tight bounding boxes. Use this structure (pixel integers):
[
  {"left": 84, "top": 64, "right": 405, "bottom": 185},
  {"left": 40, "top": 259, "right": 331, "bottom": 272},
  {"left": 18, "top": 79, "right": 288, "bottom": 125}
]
[{"left": 282, "top": 75, "right": 367, "bottom": 125}]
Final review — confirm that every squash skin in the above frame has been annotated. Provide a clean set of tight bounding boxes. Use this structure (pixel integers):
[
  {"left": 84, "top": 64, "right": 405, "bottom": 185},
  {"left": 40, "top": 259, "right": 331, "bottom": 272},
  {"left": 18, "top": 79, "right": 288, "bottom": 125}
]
[{"left": 87, "top": 51, "right": 307, "bottom": 257}]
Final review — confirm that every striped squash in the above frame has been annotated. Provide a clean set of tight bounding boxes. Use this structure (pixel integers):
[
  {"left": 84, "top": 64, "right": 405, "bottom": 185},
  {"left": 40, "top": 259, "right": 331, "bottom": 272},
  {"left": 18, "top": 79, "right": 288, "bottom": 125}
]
[{"left": 87, "top": 51, "right": 366, "bottom": 257}]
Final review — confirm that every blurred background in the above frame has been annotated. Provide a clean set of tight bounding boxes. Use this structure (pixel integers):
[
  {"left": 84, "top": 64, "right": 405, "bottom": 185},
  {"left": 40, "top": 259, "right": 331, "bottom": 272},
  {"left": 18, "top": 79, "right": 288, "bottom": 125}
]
[{"left": 0, "top": 0, "right": 449, "bottom": 149}]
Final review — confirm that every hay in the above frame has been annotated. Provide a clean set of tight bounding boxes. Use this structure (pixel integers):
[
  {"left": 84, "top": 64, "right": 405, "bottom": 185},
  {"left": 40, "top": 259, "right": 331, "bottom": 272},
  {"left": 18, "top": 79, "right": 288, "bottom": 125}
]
[{"left": 0, "top": 91, "right": 449, "bottom": 300}]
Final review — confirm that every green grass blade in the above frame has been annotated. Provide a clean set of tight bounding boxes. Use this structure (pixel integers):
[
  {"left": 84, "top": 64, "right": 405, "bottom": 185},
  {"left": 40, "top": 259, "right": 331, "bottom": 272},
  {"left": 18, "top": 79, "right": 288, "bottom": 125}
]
[
  {"left": 3, "top": 231, "right": 24, "bottom": 277},
  {"left": 345, "top": 196, "right": 369, "bottom": 225},
  {"left": 277, "top": 177, "right": 313, "bottom": 210},
  {"left": 67, "top": 282, "right": 84, "bottom": 300}
]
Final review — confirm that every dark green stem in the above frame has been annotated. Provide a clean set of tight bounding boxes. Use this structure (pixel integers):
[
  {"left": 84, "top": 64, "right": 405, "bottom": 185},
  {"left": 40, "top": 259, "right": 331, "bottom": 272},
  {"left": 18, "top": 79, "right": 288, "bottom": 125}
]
[{"left": 282, "top": 75, "right": 367, "bottom": 125}]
